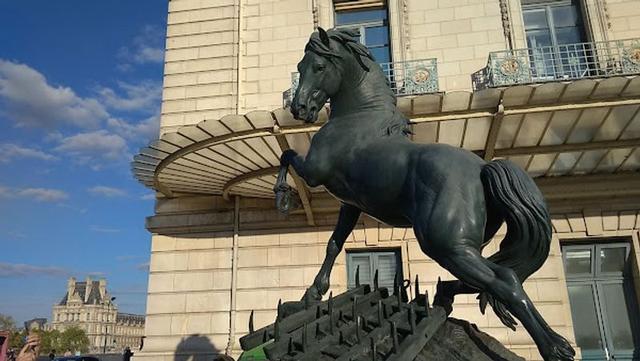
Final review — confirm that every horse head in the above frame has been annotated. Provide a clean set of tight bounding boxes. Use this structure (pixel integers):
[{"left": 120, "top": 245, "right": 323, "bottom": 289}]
[{"left": 292, "top": 27, "right": 374, "bottom": 123}]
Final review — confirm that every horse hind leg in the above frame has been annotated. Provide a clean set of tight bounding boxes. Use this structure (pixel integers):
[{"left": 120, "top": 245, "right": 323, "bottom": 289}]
[
  {"left": 433, "top": 211, "right": 503, "bottom": 314},
  {"left": 435, "top": 244, "right": 574, "bottom": 361}
]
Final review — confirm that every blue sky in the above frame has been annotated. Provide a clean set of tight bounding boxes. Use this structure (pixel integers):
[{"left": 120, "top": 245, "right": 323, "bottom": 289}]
[{"left": 0, "top": 1, "right": 168, "bottom": 324}]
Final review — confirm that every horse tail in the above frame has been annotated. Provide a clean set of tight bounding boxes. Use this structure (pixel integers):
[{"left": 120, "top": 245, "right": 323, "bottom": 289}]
[{"left": 479, "top": 159, "right": 552, "bottom": 328}]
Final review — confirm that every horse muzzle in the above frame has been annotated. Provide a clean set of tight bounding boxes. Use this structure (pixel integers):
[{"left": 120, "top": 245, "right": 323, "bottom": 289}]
[{"left": 291, "top": 103, "right": 319, "bottom": 123}]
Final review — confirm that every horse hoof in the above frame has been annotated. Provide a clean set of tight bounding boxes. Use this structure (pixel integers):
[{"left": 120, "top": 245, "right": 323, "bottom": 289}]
[
  {"left": 542, "top": 333, "right": 575, "bottom": 361},
  {"left": 274, "top": 184, "right": 293, "bottom": 214}
]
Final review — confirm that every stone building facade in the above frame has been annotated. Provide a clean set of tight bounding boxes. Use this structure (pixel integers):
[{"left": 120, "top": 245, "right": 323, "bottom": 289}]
[
  {"left": 51, "top": 277, "right": 145, "bottom": 353},
  {"left": 133, "top": 0, "right": 640, "bottom": 360}
]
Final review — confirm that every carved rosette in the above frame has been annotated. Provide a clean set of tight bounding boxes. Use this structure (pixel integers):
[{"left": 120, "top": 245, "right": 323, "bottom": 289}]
[
  {"left": 404, "top": 59, "right": 439, "bottom": 94},
  {"left": 622, "top": 41, "right": 640, "bottom": 74},
  {"left": 490, "top": 53, "right": 530, "bottom": 86}
]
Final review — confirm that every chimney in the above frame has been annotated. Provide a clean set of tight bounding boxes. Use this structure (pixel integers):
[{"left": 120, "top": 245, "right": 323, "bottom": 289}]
[
  {"left": 85, "top": 276, "right": 92, "bottom": 303},
  {"left": 99, "top": 279, "right": 107, "bottom": 301},
  {"left": 67, "top": 277, "right": 76, "bottom": 303}
]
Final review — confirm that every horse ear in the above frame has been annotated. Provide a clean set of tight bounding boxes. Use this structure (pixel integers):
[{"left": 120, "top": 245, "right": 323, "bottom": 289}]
[{"left": 318, "top": 27, "right": 330, "bottom": 47}]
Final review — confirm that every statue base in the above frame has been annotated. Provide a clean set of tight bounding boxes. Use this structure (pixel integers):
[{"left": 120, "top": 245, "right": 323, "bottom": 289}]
[
  {"left": 238, "top": 284, "right": 524, "bottom": 361},
  {"left": 419, "top": 317, "right": 524, "bottom": 361}
]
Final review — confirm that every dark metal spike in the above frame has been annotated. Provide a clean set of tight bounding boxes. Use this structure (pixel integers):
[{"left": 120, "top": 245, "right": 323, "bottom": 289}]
[
  {"left": 396, "top": 281, "right": 402, "bottom": 307},
  {"left": 274, "top": 316, "right": 281, "bottom": 342},
  {"left": 409, "top": 303, "right": 416, "bottom": 334},
  {"left": 263, "top": 329, "right": 269, "bottom": 342},
  {"left": 424, "top": 291, "right": 431, "bottom": 317},
  {"left": 302, "top": 322, "right": 308, "bottom": 352},
  {"left": 248, "top": 310, "right": 254, "bottom": 333},
  {"left": 373, "top": 269, "right": 379, "bottom": 290},
  {"left": 377, "top": 300, "right": 384, "bottom": 326},
  {"left": 356, "top": 316, "right": 362, "bottom": 343},
  {"left": 352, "top": 295, "right": 358, "bottom": 320},
  {"left": 390, "top": 321, "right": 399, "bottom": 353},
  {"left": 329, "top": 292, "right": 335, "bottom": 335},
  {"left": 414, "top": 274, "right": 420, "bottom": 299},
  {"left": 328, "top": 291, "right": 334, "bottom": 313},
  {"left": 277, "top": 299, "right": 282, "bottom": 320},
  {"left": 339, "top": 310, "right": 345, "bottom": 322},
  {"left": 287, "top": 336, "right": 294, "bottom": 355},
  {"left": 339, "top": 330, "right": 345, "bottom": 345},
  {"left": 370, "top": 337, "right": 377, "bottom": 361},
  {"left": 316, "top": 323, "right": 322, "bottom": 338},
  {"left": 355, "top": 265, "right": 361, "bottom": 287},
  {"left": 316, "top": 304, "right": 322, "bottom": 319}
]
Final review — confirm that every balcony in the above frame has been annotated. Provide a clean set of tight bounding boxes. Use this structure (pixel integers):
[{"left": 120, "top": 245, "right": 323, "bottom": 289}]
[
  {"left": 284, "top": 58, "right": 439, "bottom": 107},
  {"left": 479, "top": 38, "right": 640, "bottom": 88}
]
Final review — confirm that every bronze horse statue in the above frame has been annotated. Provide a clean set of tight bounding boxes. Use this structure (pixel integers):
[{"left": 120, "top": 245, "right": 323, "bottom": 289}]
[{"left": 273, "top": 28, "right": 575, "bottom": 361}]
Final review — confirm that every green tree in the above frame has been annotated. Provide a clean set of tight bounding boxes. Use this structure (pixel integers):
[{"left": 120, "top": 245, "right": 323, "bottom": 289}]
[
  {"left": 60, "top": 326, "right": 89, "bottom": 354},
  {"left": 0, "top": 313, "right": 16, "bottom": 331},
  {"left": 37, "top": 329, "right": 62, "bottom": 355}
]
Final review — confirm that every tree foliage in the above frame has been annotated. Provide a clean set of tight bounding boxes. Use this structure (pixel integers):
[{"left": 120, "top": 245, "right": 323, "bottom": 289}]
[
  {"left": 0, "top": 313, "right": 16, "bottom": 331},
  {"left": 59, "top": 326, "right": 90, "bottom": 354}
]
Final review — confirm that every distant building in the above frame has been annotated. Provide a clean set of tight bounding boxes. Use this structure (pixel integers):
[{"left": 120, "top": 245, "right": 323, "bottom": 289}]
[
  {"left": 23, "top": 318, "right": 47, "bottom": 331},
  {"left": 51, "top": 277, "right": 145, "bottom": 353}
]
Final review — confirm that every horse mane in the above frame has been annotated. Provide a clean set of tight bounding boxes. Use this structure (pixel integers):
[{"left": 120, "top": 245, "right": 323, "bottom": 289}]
[
  {"left": 305, "top": 28, "right": 411, "bottom": 138},
  {"left": 305, "top": 28, "right": 374, "bottom": 71}
]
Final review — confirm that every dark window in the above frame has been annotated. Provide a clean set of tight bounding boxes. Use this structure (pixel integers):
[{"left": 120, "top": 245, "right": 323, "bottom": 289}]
[
  {"left": 346, "top": 249, "right": 402, "bottom": 294},
  {"left": 562, "top": 241, "right": 640, "bottom": 360},
  {"left": 335, "top": 7, "right": 391, "bottom": 64},
  {"left": 522, "top": 0, "right": 589, "bottom": 79}
]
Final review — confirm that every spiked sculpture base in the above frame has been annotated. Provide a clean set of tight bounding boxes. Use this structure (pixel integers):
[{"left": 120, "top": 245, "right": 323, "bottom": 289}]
[{"left": 239, "top": 283, "right": 524, "bottom": 361}]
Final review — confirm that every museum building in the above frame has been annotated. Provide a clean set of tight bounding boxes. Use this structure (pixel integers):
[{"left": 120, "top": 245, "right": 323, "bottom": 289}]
[
  {"left": 51, "top": 277, "right": 146, "bottom": 353},
  {"left": 132, "top": 0, "right": 640, "bottom": 359}
]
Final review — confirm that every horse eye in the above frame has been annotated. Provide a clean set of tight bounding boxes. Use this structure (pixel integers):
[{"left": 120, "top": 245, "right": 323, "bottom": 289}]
[{"left": 315, "top": 64, "right": 325, "bottom": 72}]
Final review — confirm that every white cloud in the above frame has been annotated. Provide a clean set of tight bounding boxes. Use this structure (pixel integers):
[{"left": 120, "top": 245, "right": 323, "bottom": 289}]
[
  {"left": 97, "top": 81, "right": 162, "bottom": 113},
  {"left": 90, "top": 225, "right": 121, "bottom": 233},
  {"left": 0, "top": 262, "right": 71, "bottom": 278},
  {"left": 140, "top": 193, "right": 156, "bottom": 201},
  {"left": 17, "top": 188, "right": 69, "bottom": 202},
  {"left": 0, "top": 59, "right": 108, "bottom": 128},
  {"left": 107, "top": 114, "right": 160, "bottom": 142},
  {"left": 54, "top": 130, "right": 130, "bottom": 168},
  {"left": 118, "top": 25, "right": 165, "bottom": 69},
  {"left": 87, "top": 185, "right": 127, "bottom": 198},
  {"left": 0, "top": 185, "right": 69, "bottom": 202},
  {"left": 0, "top": 143, "right": 57, "bottom": 163}
]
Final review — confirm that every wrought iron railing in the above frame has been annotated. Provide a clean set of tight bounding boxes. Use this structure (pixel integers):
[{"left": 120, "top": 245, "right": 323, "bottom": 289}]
[
  {"left": 483, "top": 38, "right": 640, "bottom": 88},
  {"left": 283, "top": 58, "right": 439, "bottom": 107}
]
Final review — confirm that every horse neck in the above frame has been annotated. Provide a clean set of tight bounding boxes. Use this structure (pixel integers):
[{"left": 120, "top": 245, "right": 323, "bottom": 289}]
[{"left": 329, "top": 60, "right": 396, "bottom": 119}]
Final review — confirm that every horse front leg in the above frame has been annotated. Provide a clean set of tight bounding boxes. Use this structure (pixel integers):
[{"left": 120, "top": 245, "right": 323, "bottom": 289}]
[
  {"left": 281, "top": 204, "right": 361, "bottom": 317},
  {"left": 274, "top": 149, "right": 305, "bottom": 214},
  {"left": 304, "top": 204, "right": 360, "bottom": 301}
]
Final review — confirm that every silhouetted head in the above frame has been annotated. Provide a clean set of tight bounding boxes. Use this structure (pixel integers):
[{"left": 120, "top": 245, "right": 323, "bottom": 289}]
[{"left": 291, "top": 27, "right": 373, "bottom": 123}]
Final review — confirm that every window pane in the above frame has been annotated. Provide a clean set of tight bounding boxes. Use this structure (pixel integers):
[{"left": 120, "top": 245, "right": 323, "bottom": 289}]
[
  {"left": 564, "top": 249, "right": 593, "bottom": 275},
  {"left": 336, "top": 9, "right": 387, "bottom": 25},
  {"left": 555, "top": 27, "right": 583, "bottom": 46},
  {"left": 524, "top": 9, "right": 549, "bottom": 30},
  {"left": 370, "top": 46, "right": 391, "bottom": 63},
  {"left": 364, "top": 26, "right": 389, "bottom": 47},
  {"left": 600, "top": 247, "right": 627, "bottom": 273},
  {"left": 375, "top": 253, "right": 397, "bottom": 293},
  {"left": 599, "top": 282, "right": 636, "bottom": 351},
  {"left": 551, "top": 5, "right": 581, "bottom": 28},
  {"left": 567, "top": 284, "right": 606, "bottom": 352},
  {"left": 347, "top": 254, "right": 371, "bottom": 289}
]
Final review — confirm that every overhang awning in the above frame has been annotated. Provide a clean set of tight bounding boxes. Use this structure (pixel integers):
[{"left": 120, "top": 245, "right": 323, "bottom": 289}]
[{"left": 132, "top": 76, "right": 640, "bottom": 207}]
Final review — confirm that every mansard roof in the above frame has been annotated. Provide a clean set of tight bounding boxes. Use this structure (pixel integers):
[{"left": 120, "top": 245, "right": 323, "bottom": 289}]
[{"left": 58, "top": 280, "right": 104, "bottom": 306}]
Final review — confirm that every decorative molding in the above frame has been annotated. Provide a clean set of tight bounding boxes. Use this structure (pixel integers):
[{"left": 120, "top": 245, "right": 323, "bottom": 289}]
[
  {"left": 499, "top": 0, "right": 513, "bottom": 49},
  {"left": 402, "top": 0, "right": 410, "bottom": 51}
]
